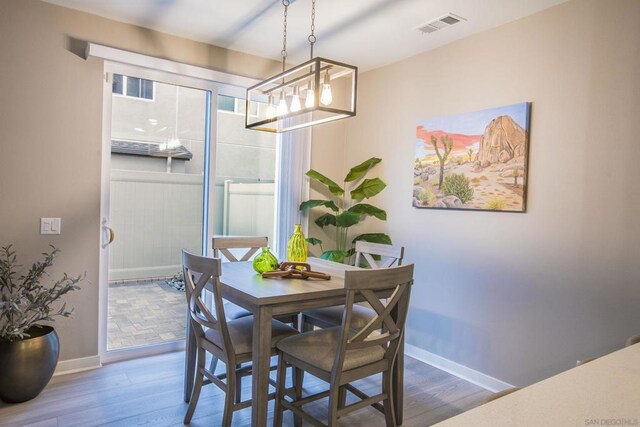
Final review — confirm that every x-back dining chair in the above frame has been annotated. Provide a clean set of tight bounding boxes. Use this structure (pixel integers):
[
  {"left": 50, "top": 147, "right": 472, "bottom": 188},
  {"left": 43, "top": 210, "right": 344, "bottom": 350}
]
[
  {"left": 354, "top": 241, "right": 405, "bottom": 269},
  {"left": 212, "top": 236, "right": 268, "bottom": 321},
  {"left": 182, "top": 251, "right": 298, "bottom": 426},
  {"left": 273, "top": 264, "right": 414, "bottom": 427},
  {"left": 212, "top": 235, "right": 298, "bottom": 326},
  {"left": 212, "top": 235, "right": 267, "bottom": 263},
  {"left": 301, "top": 241, "right": 405, "bottom": 331}
]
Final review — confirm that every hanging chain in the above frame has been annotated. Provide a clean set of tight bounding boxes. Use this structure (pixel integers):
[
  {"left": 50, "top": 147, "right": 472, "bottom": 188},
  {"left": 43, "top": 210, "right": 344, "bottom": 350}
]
[
  {"left": 281, "top": 0, "right": 290, "bottom": 73},
  {"left": 308, "top": 0, "right": 317, "bottom": 59}
]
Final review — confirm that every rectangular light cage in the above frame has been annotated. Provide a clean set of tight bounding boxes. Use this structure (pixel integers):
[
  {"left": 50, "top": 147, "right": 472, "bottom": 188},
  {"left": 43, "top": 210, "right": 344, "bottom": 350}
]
[{"left": 245, "top": 57, "right": 357, "bottom": 133}]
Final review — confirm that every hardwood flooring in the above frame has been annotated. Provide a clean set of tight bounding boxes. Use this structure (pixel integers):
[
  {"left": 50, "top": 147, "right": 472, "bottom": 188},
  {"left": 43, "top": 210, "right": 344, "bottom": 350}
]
[{"left": 0, "top": 351, "right": 491, "bottom": 427}]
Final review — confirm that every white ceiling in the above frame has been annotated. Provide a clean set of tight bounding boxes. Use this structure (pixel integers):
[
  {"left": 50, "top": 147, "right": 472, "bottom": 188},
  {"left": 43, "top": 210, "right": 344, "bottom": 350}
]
[{"left": 44, "top": 0, "right": 567, "bottom": 71}]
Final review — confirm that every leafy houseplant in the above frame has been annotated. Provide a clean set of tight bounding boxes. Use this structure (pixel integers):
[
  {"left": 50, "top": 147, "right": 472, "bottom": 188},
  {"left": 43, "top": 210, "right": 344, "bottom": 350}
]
[
  {"left": 300, "top": 157, "right": 391, "bottom": 263},
  {"left": 0, "top": 245, "right": 83, "bottom": 403}
]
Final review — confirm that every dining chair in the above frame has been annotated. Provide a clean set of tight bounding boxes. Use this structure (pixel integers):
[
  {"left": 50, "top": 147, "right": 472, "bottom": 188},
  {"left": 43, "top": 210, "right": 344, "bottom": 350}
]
[
  {"left": 212, "top": 235, "right": 267, "bottom": 321},
  {"left": 301, "top": 241, "right": 405, "bottom": 332},
  {"left": 273, "top": 264, "right": 414, "bottom": 427},
  {"left": 212, "top": 235, "right": 298, "bottom": 326},
  {"left": 212, "top": 235, "right": 268, "bottom": 263},
  {"left": 181, "top": 251, "right": 298, "bottom": 426}
]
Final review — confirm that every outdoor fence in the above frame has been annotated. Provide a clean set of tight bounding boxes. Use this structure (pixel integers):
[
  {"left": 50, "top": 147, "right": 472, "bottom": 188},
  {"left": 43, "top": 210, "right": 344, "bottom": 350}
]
[{"left": 108, "top": 170, "right": 274, "bottom": 281}]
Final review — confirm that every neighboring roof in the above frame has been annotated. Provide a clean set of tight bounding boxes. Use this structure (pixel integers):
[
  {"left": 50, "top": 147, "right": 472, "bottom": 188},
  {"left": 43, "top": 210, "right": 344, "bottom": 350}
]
[{"left": 111, "top": 140, "right": 193, "bottom": 160}]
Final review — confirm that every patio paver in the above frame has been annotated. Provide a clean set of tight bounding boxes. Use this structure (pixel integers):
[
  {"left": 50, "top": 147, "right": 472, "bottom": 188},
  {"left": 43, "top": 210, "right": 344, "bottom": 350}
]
[{"left": 107, "top": 280, "right": 186, "bottom": 350}]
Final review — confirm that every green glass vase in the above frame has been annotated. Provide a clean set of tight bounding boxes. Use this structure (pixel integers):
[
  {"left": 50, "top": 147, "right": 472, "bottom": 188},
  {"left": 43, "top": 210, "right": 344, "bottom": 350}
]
[
  {"left": 252, "top": 247, "right": 279, "bottom": 274},
  {"left": 287, "top": 224, "right": 308, "bottom": 263}
]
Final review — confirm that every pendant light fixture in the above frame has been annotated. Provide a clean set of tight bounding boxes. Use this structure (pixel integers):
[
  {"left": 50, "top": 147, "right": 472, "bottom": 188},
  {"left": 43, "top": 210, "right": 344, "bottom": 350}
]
[{"left": 245, "top": 0, "right": 357, "bottom": 133}]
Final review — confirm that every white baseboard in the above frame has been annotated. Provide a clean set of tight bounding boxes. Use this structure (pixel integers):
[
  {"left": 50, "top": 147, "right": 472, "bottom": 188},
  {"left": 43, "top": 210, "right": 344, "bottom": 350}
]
[
  {"left": 53, "top": 355, "right": 102, "bottom": 376},
  {"left": 405, "top": 343, "right": 513, "bottom": 393}
]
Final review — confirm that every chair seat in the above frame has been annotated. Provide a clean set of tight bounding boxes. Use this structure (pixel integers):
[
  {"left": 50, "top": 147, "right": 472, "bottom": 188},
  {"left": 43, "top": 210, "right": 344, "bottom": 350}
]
[
  {"left": 303, "top": 304, "right": 375, "bottom": 330},
  {"left": 205, "top": 316, "right": 298, "bottom": 356},
  {"left": 223, "top": 302, "right": 251, "bottom": 320},
  {"left": 277, "top": 327, "right": 385, "bottom": 373}
]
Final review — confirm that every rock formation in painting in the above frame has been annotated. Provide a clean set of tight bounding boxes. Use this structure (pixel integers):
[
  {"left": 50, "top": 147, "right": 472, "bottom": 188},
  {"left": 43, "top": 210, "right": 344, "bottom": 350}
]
[
  {"left": 414, "top": 104, "right": 529, "bottom": 212},
  {"left": 477, "top": 115, "right": 526, "bottom": 166}
]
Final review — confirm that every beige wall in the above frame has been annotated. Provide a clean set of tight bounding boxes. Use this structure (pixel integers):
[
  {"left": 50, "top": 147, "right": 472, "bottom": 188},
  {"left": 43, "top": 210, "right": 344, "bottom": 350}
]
[
  {"left": 316, "top": 0, "right": 640, "bottom": 385},
  {"left": 0, "top": 0, "right": 280, "bottom": 361}
]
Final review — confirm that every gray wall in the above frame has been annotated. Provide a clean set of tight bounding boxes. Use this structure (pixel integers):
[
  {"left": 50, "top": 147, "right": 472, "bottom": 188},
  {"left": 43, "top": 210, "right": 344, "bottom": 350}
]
[
  {"left": 0, "top": 0, "right": 280, "bottom": 361},
  {"left": 315, "top": 0, "right": 640, "bottom": 386}
]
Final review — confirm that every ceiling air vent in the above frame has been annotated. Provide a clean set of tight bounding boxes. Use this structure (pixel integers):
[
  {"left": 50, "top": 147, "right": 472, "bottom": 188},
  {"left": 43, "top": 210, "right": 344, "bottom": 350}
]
[{"left": 415, "top": 13, "right": 466, "bottom": 35}]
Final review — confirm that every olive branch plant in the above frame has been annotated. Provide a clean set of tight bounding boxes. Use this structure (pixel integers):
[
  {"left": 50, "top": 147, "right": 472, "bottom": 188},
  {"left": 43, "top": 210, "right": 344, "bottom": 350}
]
[
  {"left": 0, "top": 245, "right": 84, "bottom": 342},
  {"left": 300, "top": 157, "right": 391, "bottom": 264}
]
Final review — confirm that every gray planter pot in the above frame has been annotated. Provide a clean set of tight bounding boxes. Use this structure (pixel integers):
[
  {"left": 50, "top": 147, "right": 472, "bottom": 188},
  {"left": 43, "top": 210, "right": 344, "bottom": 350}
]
[{"left": 0, "top": 325, "right": 59, "bottom": 403}]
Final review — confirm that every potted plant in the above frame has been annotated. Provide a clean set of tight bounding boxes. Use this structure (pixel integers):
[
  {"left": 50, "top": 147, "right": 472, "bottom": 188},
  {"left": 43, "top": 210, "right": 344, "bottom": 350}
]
[
  {"left": 0, "top": 245, "right": 83, "bottom": 403},
  {"left": 300, "top": 157, "right": 391, "bottom": 263}
]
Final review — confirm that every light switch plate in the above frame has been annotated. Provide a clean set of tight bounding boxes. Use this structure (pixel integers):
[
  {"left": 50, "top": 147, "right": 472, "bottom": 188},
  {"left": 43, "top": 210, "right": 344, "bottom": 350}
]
[{"left": 41, "top": 218, "right": 61, "bottom": 235}]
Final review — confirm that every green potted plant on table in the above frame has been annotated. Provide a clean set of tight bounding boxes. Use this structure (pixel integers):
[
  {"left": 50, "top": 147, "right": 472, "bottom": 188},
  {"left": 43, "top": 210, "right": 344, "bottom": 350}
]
[
  {"left": 300, "top": 157, "right": 391, "bottom": 264},
  {"left": 0, "top": 245, "right": 83, "bottom": 403}
]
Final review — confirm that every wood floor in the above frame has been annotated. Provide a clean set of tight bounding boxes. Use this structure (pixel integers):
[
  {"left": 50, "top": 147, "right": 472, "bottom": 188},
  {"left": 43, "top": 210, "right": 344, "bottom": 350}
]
[{"left": 0, "top": 351, "right": 491, "bottom": 427}]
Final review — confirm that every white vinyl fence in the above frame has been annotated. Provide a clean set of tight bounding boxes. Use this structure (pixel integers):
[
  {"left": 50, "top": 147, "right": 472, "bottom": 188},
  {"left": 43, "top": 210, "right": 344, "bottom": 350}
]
[
  {"left": 109, "top": 170, "right": 203, "bottom": 281},
  {"left": 222, "top": 181, "right": 275, "bottom": 244},
  {"left": 109, "top": 171, "right": 275, "bottom": 282}
]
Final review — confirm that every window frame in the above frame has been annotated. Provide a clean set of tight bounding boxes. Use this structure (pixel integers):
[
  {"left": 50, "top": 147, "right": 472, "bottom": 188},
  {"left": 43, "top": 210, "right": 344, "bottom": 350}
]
[{"left": 112, "top": 74, "right": 156, "bottom": 102}]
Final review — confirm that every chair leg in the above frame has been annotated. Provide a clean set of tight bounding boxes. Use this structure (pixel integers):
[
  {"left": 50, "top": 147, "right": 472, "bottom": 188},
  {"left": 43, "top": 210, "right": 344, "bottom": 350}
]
[
  {"left": 297, "top": 315, "right": 312, "bottom": 388},
  {"left": 209, "top": 356, "right": 219, "bottom": 374},
  {"left": 273, "top": 355, "right": 287, "bottom": 427},
  {"left": 235, "top": 364, "right": 242, "bottom": 403},
  {"left": 221, "top": 362, "right": 236, "bottom": 427},
  {"left": 382, "top": 370, "right": 397, "bottom": 427},
  {"left": 301, "top": 314, "right": 314, "bottom": 332},
  {"left": 328, "top": 383, "right": 341, "bottom": 427},
  {"left": 293, "top": 366, "right": 303, "bottom": 427},
  {"left": 184, "top": 348, "right": 205, "bottom": 424},
  {"left": 338, "top": 385, "right": 347, "bottom": 411}
]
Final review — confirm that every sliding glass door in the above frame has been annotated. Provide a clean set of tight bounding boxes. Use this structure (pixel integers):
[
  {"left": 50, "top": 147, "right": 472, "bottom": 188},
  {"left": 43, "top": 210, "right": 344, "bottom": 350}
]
[
  {"left": 212, "top": 94, "right": 277, "bottom": 245},
  {"left": 100, "top": 63, "right": 280, "bottom": 360},
  {"left": 105, "top": 72, "right": 211, "bottom": 352}
]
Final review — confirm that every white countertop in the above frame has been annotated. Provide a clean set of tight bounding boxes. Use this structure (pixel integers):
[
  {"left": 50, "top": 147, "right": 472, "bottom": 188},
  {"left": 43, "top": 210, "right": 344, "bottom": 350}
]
[{"left": 437, "top": 343, "right": 640, "bottom": 426}]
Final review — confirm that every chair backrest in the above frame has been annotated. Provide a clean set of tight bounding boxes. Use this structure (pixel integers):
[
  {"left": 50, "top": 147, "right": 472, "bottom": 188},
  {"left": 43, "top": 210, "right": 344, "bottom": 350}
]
[
  {"left": 354, "top": 241, "right": 404, "bottom": 269},
  {"left": 332, "top": 264, "right": 414, "bottom": 377},
  {"left": 182, "top": 250, "right": 233, "bottom": 357},
  {"left": 212, "top": 235, "right": 268, "bottom": 262}
]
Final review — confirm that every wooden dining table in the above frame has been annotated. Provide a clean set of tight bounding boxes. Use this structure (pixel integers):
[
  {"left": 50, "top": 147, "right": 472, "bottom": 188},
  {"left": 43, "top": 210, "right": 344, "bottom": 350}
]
[{"left": 183, "top": 257, "right": 405, "bottom": 426}]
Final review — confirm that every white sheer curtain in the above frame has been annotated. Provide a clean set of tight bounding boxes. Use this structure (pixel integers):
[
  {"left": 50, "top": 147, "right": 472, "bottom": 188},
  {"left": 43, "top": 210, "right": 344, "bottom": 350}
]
[{"left": 273, "top": 117, "right": 311, "bottom": 260}]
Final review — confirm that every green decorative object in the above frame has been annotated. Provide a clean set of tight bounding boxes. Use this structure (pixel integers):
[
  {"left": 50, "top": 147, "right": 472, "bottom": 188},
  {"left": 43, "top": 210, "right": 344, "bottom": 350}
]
[
  {"left": 252, "top": 247, "right": 279, "bottom": 274},
  {"left": 287, "top": 224, "right": 308, "bottom": 263}
]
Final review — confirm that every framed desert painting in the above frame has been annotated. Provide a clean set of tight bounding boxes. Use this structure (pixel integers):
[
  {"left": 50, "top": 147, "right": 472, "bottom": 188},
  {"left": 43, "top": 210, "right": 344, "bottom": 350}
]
[{"left": 413, "top": 102, "right": 531, "bottom": 212}]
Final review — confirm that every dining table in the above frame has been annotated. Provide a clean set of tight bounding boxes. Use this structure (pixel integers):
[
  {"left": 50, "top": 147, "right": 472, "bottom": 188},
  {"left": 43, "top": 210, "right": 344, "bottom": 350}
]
[{"left": 182, "top": 257, "right": 406, "bottom": 427}]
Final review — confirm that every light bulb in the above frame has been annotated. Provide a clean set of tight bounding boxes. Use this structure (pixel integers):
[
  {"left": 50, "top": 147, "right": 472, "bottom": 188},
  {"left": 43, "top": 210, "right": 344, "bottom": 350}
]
[
  {"left": 290, "top": 87, "right": 302, "bottom": 112},
  {"left": 320, "top": 71, "right": 332, "bottom": 106},
  {"left": 265, "top": 94, "right": 276, "bottom": 118},
  {"left": 305, "top": 87, "right": 315, "bottom": 108},
  {"left": 277, "top": 92, "right": 289, "bottom": 116}
]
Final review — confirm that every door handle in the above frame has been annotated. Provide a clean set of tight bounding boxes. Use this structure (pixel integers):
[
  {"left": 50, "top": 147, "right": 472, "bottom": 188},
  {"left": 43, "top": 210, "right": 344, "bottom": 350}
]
[{"left": 102, "top": 219, "right": 115, "bottom": 248}]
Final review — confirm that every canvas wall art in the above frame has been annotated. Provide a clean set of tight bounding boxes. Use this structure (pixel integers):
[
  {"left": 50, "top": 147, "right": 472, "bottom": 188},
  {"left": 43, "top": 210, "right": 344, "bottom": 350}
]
[{"left": 413, "top": 102, "right": 530, "bottom": 212}]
